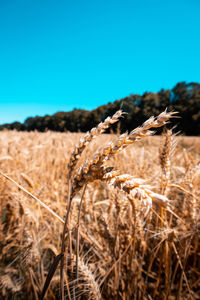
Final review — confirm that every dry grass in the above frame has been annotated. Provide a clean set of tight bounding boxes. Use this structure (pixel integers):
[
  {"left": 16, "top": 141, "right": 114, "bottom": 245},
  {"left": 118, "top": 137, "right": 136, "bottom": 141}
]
[{"left": 0, "top": 114, "right": 200, "bottom": 299}]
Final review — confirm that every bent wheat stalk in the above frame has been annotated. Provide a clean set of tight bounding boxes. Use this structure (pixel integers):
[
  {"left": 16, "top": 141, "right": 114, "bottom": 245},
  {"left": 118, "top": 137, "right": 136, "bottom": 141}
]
[
  {"left": 60, "top": 109, "right": 177, "bottom": 300},
  {"left": 61, "top": 110, "right": 123, "bottom": 300},
  {"left": 71, "top": 110, "right": 177, "bottom": 198}
]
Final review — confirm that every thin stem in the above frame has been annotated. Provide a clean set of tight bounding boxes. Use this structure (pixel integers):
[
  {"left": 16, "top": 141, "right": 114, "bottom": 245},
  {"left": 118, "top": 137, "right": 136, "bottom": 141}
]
[
  {"left": 74, "top": 184, "right": 87, "bottom": 298},
  {"left": 60, "top": 175, "right": 72, "bottom": 300},
  {"left": 0, "top": 170, "right": 64, "bottom": 224}
]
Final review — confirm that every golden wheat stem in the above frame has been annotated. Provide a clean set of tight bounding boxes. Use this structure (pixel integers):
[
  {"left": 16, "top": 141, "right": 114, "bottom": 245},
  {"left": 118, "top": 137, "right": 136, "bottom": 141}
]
[{"left": 75, "top": 184, "right": 87, "bottom": 296}]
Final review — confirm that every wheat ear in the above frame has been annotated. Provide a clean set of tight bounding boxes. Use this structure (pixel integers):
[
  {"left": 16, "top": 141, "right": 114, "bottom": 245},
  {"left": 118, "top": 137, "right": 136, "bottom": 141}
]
[
  {"left": 69, "top": 255, "right": 101, "bottom": 300},
  {"left": 159, "top": 129, "right": 177, "bottom": 195},
  {"left": 68, "top": 109, "right": 123, "bottom": 176},
  {"left": 103, "top": 171, "right": 169, "bottom": 210},
  {"left": 182, "top": 161, "right": 200, "bottom": 185},
  {"left": 71, "top": 110, "right": 177, "bottom": 198},
  {"left": 182, "top": 161, "right": 200, "bottom": 220}
]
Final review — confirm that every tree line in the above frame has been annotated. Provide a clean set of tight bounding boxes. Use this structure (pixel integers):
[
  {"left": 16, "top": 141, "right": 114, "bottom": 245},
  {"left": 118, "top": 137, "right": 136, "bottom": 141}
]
[{"left": 1, "top": 81, "right": 200, "bottom": 135}]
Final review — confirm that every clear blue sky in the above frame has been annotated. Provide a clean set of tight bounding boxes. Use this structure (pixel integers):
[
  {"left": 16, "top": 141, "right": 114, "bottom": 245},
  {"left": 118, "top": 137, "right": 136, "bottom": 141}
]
[{"left": 0, "top": 0, "right": 200, "bottom": 124}]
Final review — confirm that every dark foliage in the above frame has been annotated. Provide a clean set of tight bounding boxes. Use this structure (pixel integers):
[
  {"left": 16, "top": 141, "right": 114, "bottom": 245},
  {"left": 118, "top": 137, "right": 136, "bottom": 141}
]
[{"left": 0, "top": 82, "right": 199, "bottom": 135}]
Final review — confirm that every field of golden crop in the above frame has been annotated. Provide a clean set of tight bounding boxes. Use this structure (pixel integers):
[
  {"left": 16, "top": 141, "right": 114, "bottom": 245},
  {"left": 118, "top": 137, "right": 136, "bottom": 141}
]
[{"left": 0, "top": 112, "right": 200, "bottom": 299}]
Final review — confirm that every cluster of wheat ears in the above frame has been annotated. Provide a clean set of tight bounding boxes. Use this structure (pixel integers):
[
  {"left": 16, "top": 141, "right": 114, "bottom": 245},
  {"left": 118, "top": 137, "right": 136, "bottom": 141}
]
[{"left": 0, "top": 109, "right": 200, "bottom": 299}]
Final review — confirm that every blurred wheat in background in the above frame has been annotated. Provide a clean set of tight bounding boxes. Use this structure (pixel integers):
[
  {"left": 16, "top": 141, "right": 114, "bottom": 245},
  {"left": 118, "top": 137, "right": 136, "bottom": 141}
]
[{"left": 0, "top": 111, "right": 200, "bottom": 299}]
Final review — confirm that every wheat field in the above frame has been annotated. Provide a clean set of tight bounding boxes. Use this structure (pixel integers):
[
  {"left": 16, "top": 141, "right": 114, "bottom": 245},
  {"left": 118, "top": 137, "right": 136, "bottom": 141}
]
[{"left": 0, "top": 111, "right": 200, "bottom": 299}]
